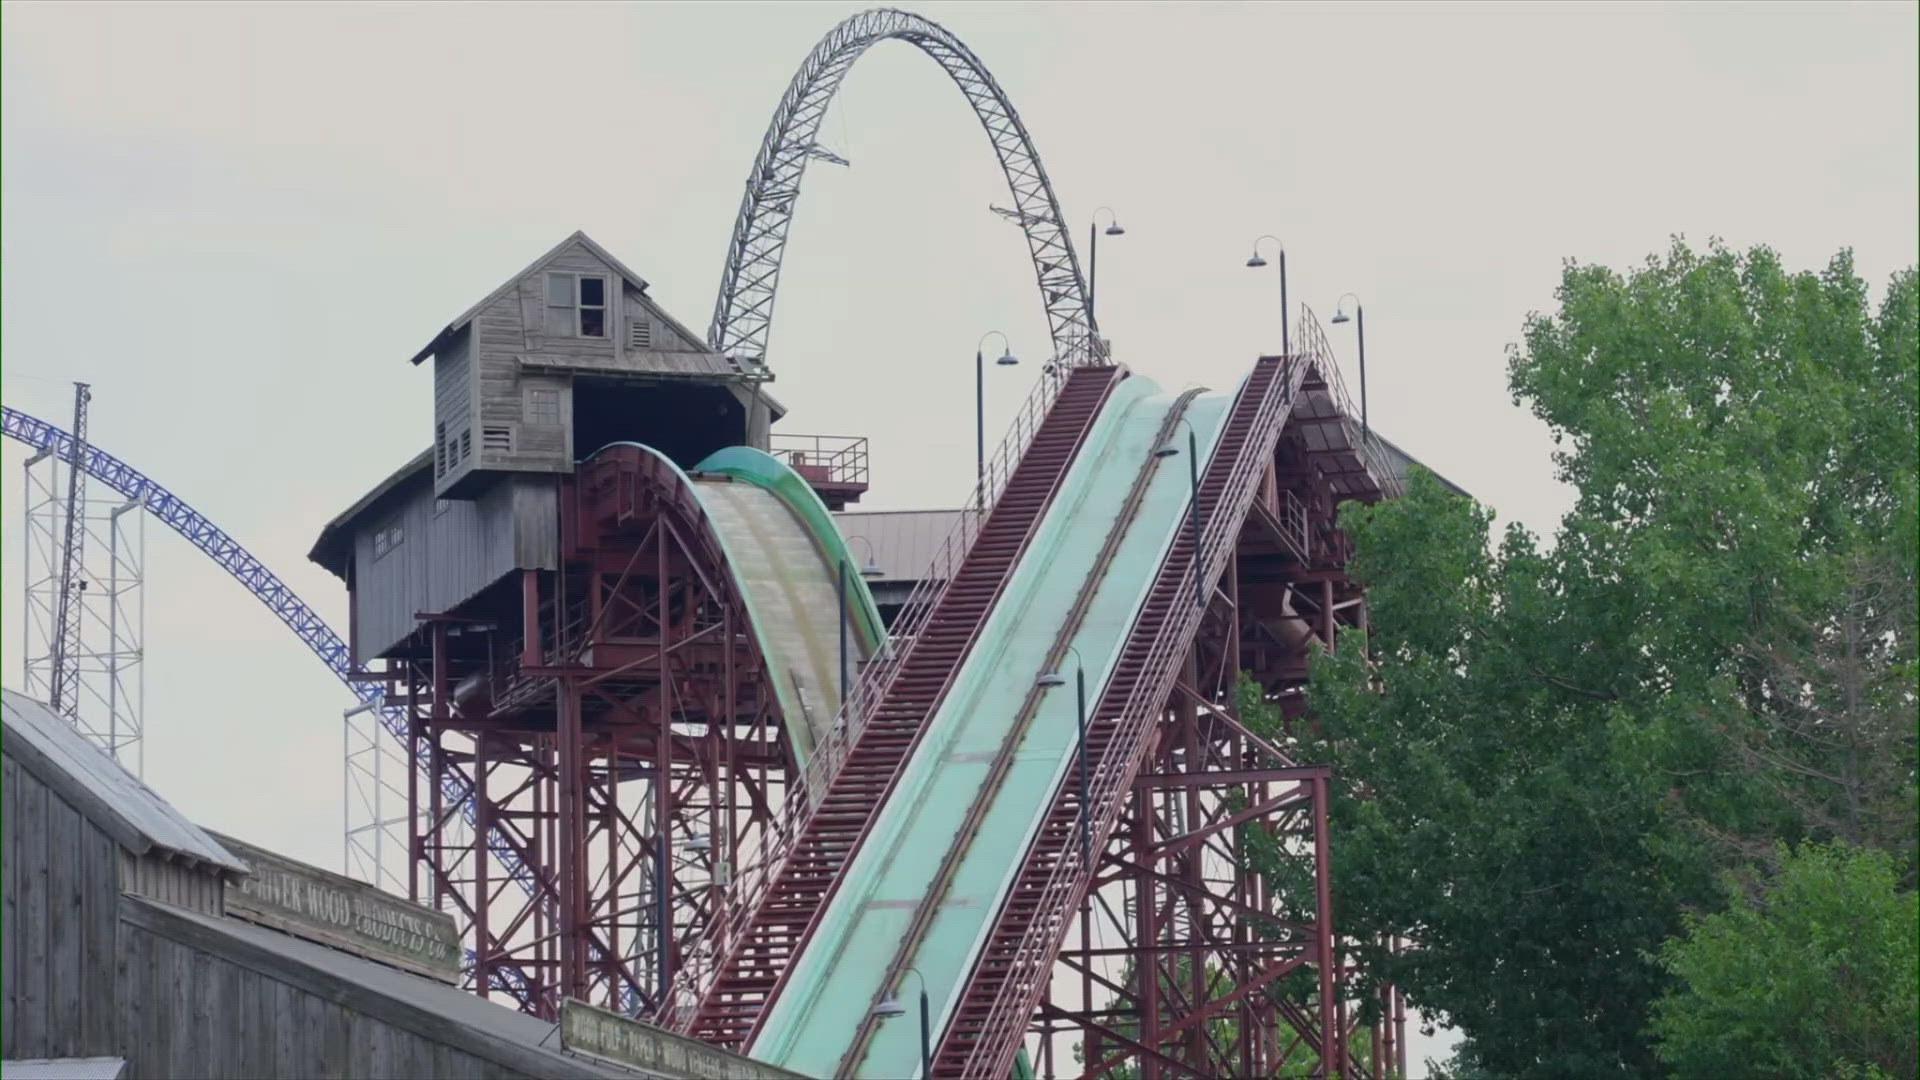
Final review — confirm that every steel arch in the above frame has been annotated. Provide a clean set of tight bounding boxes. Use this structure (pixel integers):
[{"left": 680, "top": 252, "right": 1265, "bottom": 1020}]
[
  {"left": 1, "top": 406, "right": 545, "bottom": 997},
  {"left": 710, "top": 7, "right": 1100, "bottom": 373}
]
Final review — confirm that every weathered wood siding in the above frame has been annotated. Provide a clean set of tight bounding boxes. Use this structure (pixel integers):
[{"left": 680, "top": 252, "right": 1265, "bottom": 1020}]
[
  {"left": 119, "top": 848, "right": 225, "bottom": 914},
  {"left": 1, "top": 755, "right": 122, "bottom": 1060},
  {"left": 119, "top": 902, "right": 612, "bottom": 1080},
  {"left": 352, "top": 469, "right": 558, "bottom": 659},
  {"left": 433, "top": 326, "right": 475, "bottom": 490}
]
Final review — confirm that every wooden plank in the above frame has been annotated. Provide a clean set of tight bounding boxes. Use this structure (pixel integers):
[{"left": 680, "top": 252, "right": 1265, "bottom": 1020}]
[
  {"left": 80, "top": 826, "right": 115, "bottom": 1051},
  {"left": 273, "top": 978, "right": 301, "bottom": 1079},
  {"left": 118, "top": 913, "right": 149, "bottom": 1078},
  {"left": 47, "top": 791, "right": 75, "bottom": 1056},
  {"left": 17, "top": 772, "right": 50, "bottom": 1057},
  {"left": 319, "top": 999, "right": 353, "bottom": 1079},
  {"left": 2, "top": 756, "right": 21, "bottom": 1059}
]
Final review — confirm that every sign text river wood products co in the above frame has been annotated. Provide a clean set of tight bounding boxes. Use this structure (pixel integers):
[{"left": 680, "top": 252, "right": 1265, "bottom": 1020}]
[{"left": 210, "top": 832, "right": 462, "bottom": 983}]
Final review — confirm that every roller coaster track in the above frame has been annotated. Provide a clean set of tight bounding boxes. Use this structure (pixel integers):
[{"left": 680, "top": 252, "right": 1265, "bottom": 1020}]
[
  {"left": 0, "top": 406, "right": 544, "bottom": 999},
  {"left": 711, "top": 7, "right": 1100, "bottom": 372}
]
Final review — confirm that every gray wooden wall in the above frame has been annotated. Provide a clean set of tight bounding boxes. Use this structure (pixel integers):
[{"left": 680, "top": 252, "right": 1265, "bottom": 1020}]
[
  {"left": 350, "top": 468, "right": 558, "bottom": 661},
  {"left": 2, "top": 755, "right": 122, "bottom": 1061},
  {"left": 117, "top": 902, "right": 610, "bottom": 1080}
]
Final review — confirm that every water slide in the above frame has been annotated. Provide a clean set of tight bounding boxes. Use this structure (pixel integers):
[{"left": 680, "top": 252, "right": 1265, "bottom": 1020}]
[
  {"left": 593, "top": 443, "right": 886, "bottom": 765},
  {"left": 745, "top": 372, "right": 1244, "bottom": 1078}
]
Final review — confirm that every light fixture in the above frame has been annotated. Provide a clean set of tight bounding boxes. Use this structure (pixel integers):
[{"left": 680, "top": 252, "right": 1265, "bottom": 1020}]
[
  {"left": 1154, "top": 444, "right": 1180, "bottom": 459},
  {"left": 872, "top": 994, "right": 908, "bottom": 1019},
  {"left": 1036, "top": 672, "right": 1067, "bottom": 688},
  {"left": 686, "top": 834, "right": 712, "bottom": 853},
  {"left": 1330, "top": 310, "right": 1351, "bottom": 325},
  {"left": 996, "top": 350, "right": 1019, "bottom": 367},
  {"left": 1246, "top": 252, "right": 1268, "bottom": 268},
  {"left": 1104, "top": 222, "right": 1126, "bottom": 236},
  {"left": 860, "top": 559, "right": 884, "bottom": 579}
]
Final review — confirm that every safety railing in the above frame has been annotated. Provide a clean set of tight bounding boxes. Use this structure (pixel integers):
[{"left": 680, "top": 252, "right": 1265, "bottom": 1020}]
[
  {"left": 656, "top": 358, "right": 1110, "bottom": 1027},
  {"left": 1294, "top": 307, "right": 1404, "bottom": 499},
  {"left": 956, "top": 349, "right": 1305, "bottom": 1068},
  {"left": 768, "top": 432, "right": 870, "bottom": 489},
  {"left": 953, "top": 348, "right": 1309, "bottom": 1076}
]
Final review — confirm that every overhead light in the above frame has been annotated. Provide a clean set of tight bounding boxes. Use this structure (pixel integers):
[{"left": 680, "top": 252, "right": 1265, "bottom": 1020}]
[
  {"left": 860, "top": 559, "right": 884, "bottom": 579},
  {"left": 1104, "top": 223, "right": 1126, "bottom": 236},
  {"left": 1037, "top": 672, "right": 1067, "bottom": 687},
  {"left": 872, "top": 994, "right": 907, "bottom": 1019},
  {"left": 1246, "top": 253, "right": 1268, "bottom": 268},
  {"left": 686, "top": 834, "right": 712, "bottom": 853},
  {"left": 996, "top": 351, "right": 1019, "bottom": 367},
  {"left": 1154, "top": 444, "right": 1180, "bottom": 458},
  {"left": 1330, "top": 311, "right": 1351, "bottom": 325}
]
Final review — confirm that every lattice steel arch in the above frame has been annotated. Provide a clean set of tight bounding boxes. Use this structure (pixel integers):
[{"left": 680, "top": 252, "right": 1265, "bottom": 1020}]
[{"left": 711, "top": 7, "right": 1101, "bottom": 373}]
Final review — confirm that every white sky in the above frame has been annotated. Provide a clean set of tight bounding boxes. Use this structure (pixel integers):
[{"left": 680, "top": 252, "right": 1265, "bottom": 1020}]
[{"left": 3, "top": 1, "right": 1915, "bottom": 1069}]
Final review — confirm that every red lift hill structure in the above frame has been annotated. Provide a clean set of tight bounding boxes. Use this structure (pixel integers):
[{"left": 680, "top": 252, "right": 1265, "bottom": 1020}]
[{"left": 4, "top": 10, "right": 1464, "bottom": 1080}]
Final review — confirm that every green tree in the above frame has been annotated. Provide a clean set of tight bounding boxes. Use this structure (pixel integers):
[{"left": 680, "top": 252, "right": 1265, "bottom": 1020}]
[
  {"left": 1251, "top": 241, "right": 1918, "bottom": 1077},
  {"left": 1650, "top": 842, "right": 1918, "bottom": 1078}
]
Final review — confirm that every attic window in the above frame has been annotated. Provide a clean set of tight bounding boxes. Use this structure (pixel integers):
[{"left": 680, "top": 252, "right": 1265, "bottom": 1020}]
[{"left": 546, "top": 272, "right": 608, "bottom": 339}]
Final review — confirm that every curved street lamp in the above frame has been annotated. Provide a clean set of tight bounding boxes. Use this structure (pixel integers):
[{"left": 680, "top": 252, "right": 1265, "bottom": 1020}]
[
  {"left": 871, "top": 965, "right": 932, "bottom": 1077},
  {"left": 1331, "top": 293, "right": 1369, "bottom": 445},
  {"left": 975, "top": 331, "right": 1019, "bottom": 486},
  {"left": 1089, "top": 207, "right": 1126, "bottom": 328},
  {"left": 1246, "top": 235, "right": 1290, "bottom": 358}
]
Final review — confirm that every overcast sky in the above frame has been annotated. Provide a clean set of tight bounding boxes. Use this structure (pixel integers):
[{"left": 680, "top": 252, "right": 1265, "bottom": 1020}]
[{"left": 3, "top": 0, "right": 1915, "bottom": 1064}]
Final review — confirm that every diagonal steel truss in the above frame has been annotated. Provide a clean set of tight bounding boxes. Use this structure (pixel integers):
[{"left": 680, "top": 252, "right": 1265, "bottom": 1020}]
[{"left": 710, "top": 7, "right": 1101, "bottom": 374}]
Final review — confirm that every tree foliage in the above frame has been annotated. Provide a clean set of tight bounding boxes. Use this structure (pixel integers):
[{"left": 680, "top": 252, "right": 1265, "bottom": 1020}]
[
  {"left": 1258, "top": 241, "right": 1918, "bottom": 1077},
  {"left": 1650, "top": 843, "right": 1918, "bottom": 1079}
]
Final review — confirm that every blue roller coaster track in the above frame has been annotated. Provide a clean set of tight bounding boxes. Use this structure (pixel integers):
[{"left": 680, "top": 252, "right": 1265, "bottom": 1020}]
[{"left": 1, "top": 405, "right": 544, "bottom": 998}]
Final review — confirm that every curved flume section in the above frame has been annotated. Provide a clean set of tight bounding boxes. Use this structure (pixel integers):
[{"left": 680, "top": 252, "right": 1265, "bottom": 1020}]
[{"left": 689, "top": 447, "right": 886, "bottom": 765}]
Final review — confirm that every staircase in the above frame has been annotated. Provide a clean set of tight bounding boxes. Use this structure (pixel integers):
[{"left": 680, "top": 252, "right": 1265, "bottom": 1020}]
[
  {"left": 932, "top": 355, "right": 1299, "bottom": 1078},
  {"left": 686, "top": 365, "right": 1124, "bottom": 1050}
]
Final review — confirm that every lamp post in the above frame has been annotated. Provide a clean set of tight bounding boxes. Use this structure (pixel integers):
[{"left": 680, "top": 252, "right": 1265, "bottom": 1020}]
[
  {"left": 975, "top": 331, "right": 1019, "bottom": 491},
  {"left": 1246, "top": 235, "right": 1290, "bottom": 358},
  {"left": 838, "top": 536, "right": 884, "bottom": 707},
  {"left": 1154, "top": 418, "right": 1206, "bottom": 609},
  {"left": 872, "top": 966, "right": 932, "bottom": 1078},
  {"left": 1088, "top": 207, "right": 1126, "bottom": 329},
  {"left": 1037, "top": 643, "right": 1090, "bottom": 866},
  {"left": 1331, "top": 293, "right": 1369, "bottom": 444}
]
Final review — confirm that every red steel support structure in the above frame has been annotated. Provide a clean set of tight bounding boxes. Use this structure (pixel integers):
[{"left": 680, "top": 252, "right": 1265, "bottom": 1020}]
[
  {"left": 377, "top": 447, "right": 797, "bottom": 1019},
  {"left": 936, "top": 336, "right": 1403, "bottom": 1079}
]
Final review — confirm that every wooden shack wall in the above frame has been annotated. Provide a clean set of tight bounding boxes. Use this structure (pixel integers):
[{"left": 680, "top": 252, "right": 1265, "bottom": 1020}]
[
  {"left": 1, "top": 754, "right": 123, "bottom": 1060},
  {"left": 352, "top": 469, "right": 558, "bottom": 660},
  {"left": 117, "top": 910, "right": 601, "bottom": 1080}
]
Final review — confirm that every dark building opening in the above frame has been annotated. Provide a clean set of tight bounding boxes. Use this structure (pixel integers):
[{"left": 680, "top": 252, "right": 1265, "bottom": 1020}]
[{"left": 572, "top": 377, "right": 748, "bottom": 468}]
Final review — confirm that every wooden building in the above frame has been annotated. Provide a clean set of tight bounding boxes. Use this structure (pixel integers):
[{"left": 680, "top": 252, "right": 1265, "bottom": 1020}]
[
  {"left": 409, "top": 231, "right": 779, "bottom": 499},
  {"left": 0, "top": 689, "right": 794, "bottom": 1080}
]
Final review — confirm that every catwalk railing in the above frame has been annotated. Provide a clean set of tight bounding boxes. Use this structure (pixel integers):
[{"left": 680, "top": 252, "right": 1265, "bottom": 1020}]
[
  {"left": 949, "top": 350, "right": 1310, "bottom": 1077},
  {"left": 656, "top": 360, "right": 1113, "bottom": 1025}
]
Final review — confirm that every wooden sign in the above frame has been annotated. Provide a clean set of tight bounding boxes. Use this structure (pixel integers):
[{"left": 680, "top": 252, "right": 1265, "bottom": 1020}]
[
  {"left": 559, "top": 999, "right": 805, "bottom": 1079},
  {"left": 210, "top": 831, "right": 462, "bottom": 984}
]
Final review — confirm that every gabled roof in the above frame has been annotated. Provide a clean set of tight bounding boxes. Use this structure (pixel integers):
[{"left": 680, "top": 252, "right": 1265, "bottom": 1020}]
[
  {"left": 1, "top": 689, "right": 248, "bottom": 877},
  {"left": 407, "top": 230, "right": 657, "bottom": 365}
]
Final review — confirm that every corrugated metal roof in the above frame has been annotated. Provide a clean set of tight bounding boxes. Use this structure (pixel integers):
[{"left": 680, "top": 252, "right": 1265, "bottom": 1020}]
[
  {"left": 833, "top": 509, "right": 966, "bottom": 583},
  {"left": 1, "top": 690, "right": 247, "bottom": 874},
  {"left": 1, "top": 1059, "right": 127, "bottom": 1080}
]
